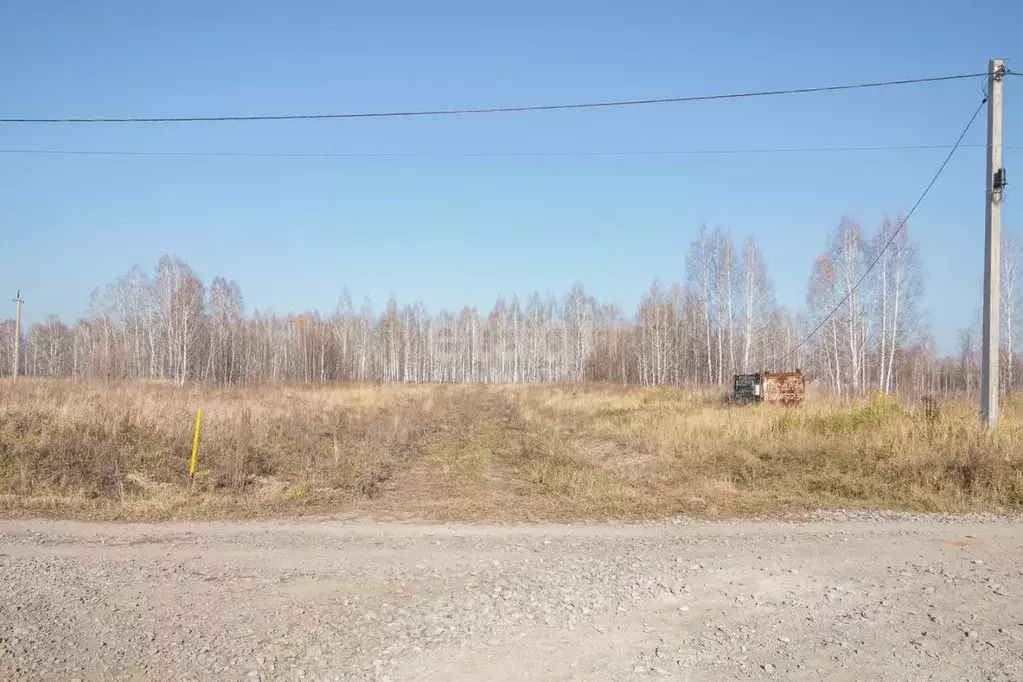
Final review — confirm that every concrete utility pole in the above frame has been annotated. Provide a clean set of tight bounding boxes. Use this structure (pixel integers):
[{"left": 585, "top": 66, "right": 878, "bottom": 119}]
[
  {"left": 11, "top": 290, "right": 23, "bottom": 382},
  {"left": 982, "top": 59, "right": 1006, "bottom": 427}
]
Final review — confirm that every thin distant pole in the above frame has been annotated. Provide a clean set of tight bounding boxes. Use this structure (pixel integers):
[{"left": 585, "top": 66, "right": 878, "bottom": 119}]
[{"left": 11, "top": 290, "right": 23, "bottom": 382}]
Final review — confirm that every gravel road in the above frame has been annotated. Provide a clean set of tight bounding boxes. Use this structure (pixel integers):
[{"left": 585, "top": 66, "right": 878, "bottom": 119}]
[{"left": 2, "top": 514, "right": 1022, "bottom": 681}]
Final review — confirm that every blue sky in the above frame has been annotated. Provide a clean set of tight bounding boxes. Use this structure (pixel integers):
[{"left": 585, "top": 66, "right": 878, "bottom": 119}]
[{"left": 0, "top": 1, "right": 1019, "bottom": 353}]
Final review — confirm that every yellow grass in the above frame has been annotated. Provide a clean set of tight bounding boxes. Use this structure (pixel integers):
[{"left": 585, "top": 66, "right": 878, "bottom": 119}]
[{"left": 2, "top": 379, "right": 1022, "bottom": 521}]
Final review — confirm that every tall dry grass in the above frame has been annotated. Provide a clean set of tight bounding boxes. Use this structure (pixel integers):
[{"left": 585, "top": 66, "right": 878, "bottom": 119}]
[{"left": 1, "top": 379, "right": 1022, "bottom": 520}]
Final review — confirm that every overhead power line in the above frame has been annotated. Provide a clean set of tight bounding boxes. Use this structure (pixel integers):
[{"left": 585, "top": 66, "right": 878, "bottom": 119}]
[
  {"left": 787, "top": 96, "right": 989, "bottom": 360},
  {"left": 0, "top": 72, "right": 993, "bottom": 124},
  {"left": 0, "top": 144, "right": 1017, "bottom": 159}
]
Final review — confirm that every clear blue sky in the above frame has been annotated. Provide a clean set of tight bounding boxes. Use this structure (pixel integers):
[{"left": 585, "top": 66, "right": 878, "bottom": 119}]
[{"left": 1, "top": 1, "right": 1019, "bottom": 354}]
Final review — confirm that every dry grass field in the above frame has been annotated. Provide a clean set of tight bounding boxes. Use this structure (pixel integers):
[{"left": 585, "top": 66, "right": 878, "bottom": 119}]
[{"left": 2, "top": 378, "right": 1023, "bottom": 521}]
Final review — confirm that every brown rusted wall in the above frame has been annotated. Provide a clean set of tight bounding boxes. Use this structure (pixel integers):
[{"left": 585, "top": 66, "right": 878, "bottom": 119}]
[{"left": 760, "top": 372, "right": 805, "bottom": 405}]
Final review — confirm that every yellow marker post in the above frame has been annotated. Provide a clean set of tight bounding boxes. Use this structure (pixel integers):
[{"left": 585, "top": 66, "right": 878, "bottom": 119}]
[{"left": 189, "top": 408, "right": 202, "bottom": 478}]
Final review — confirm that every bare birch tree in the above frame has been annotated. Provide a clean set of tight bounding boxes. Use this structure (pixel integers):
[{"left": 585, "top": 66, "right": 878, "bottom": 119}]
[{"left": 1001, "top": 232, "right": 1023, "bottom": 394}]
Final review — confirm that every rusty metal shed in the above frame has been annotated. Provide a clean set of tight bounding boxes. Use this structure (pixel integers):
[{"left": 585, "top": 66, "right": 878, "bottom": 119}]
[{"left": 759, "top": 371, "right": 805, "bottom": 405}]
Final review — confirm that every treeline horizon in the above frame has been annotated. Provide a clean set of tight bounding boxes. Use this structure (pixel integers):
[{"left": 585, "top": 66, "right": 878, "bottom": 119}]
[{"left": 3, "top": 217, "right": 1022, "bottom": 395}]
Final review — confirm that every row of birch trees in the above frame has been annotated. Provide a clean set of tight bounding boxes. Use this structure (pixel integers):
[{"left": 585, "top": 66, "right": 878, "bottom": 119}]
[
  {"left": 4, "top": 220, "right": 1019, "bottom": 394},
  {"left": 1, "top": 237, "right": 789, "bottom": 387}
]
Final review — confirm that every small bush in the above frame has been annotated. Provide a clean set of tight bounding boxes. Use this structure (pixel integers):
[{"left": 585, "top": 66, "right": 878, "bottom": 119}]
[
  {"left": 810, "top": 392, "right": 902, "bottom": 434},
  {"left": 776, "top": 410, "right": 798, "bottom": 433},
  {"left": 192, "top": 468, "right": 213, "bottom": 492},
  {"left": 283, "top": 484, "right": 309, "bottom": 501}
]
